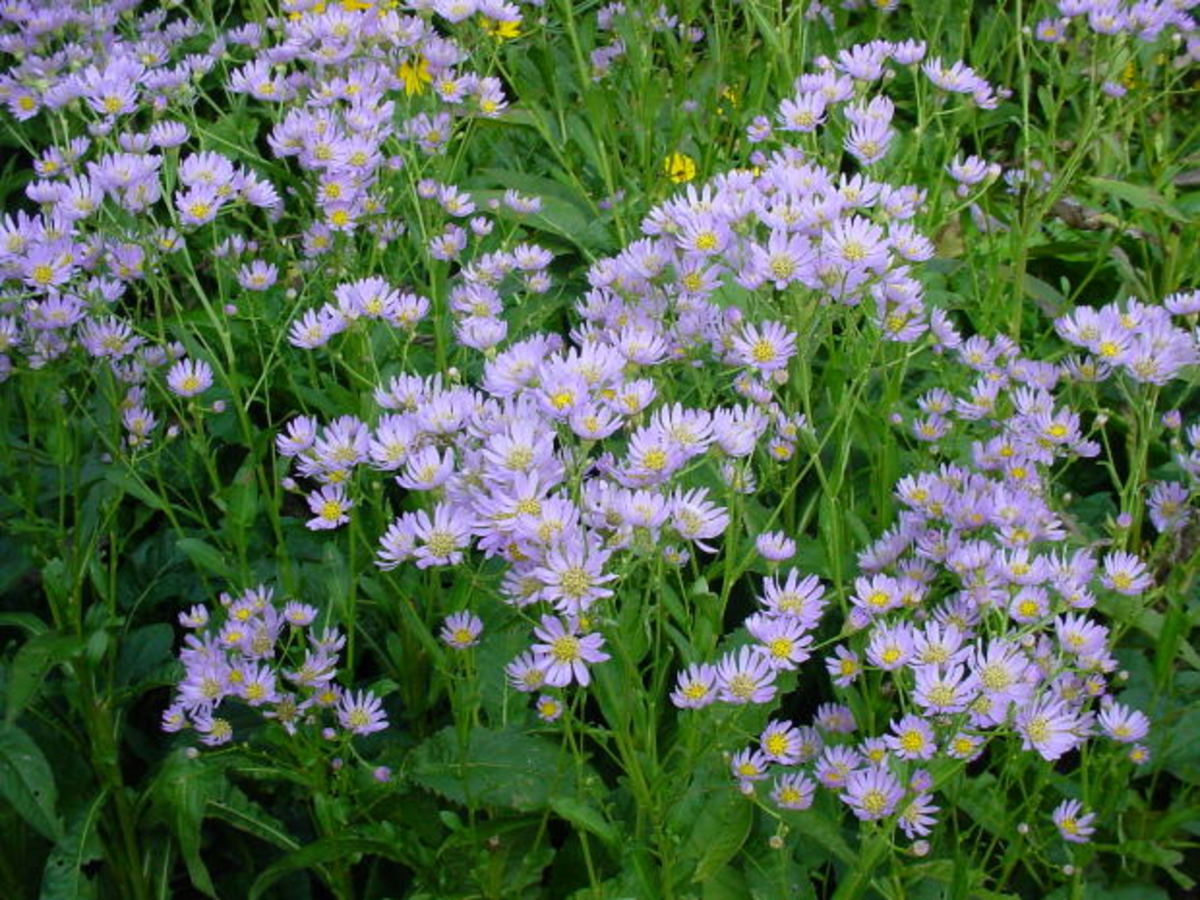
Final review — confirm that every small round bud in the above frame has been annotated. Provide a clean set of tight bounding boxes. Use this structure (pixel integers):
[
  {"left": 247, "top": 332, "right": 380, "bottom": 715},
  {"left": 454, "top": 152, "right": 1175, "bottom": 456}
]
[
  {"left": 322, "top": 727, "right": 336, "bottom": 741},
  {"left": 212, "top": 400, "right": 226, "bottom": 414},
  {"left": 224, "top": 303, "right": 238, "bottom": 315},
  {"left": 373, "top": 766, "right": 392, "bottom": 783},
  {"left": 768, "top": 835, "right": 785, "bottom": 850},
  {"left": 1017, "top": 822, "right": 1029, "bottom": 835},
  {"left": 1116, "top": 512, "right": 1133, "bottom": 528},
  {"left": 331, "top": 757, "right": 343, "bottom": 771},
  {"left": 185, "top": 746, "right": 200, "bottom": 759},
  {"left": 1062, "top": 865, "right": 1075, "bottom": 876},
  {"left": 912, "top": 840, "right": 930, "bottom": 857}
]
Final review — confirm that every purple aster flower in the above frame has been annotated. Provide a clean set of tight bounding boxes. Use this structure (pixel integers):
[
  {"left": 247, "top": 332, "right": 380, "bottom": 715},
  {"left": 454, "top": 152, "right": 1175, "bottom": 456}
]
[
  {"left": 814, "top": 702, "right": 857, "bottom": 734},
  {"left": 912, "top": 664, "right": 977, "bottom": 715},
  {"left": 745, "top": 613, "right": 814, "bottom": 671},
  {"left": 535, "top": 694, "right": 564, "bottom": 722},
  {"left": 306, "top": 485, "right": 352, "bottom": 531},
  {"left": 815, "top": 745, "right": 863, "bottom": 789},
  {"left": 1100, "top": 551, "right": 1152, "bottom": 596},
  {"left": 1016, "top": 695, "right": 1090, "bottom": 761},
  {"left": 532, "top": 532, "right": 616, "bottom": 614},
  {"left": 826, "top": 645, "right": 862, "bottom": 687},
  {"left": 715, "top": 646, "right": 777, "bottom": 705},
  {"left": 409, "top": 502, "right": 475, "bottom": 569},
  {"left": 670, "top": 662, "right": 718, "bottom": 709},
  {"left": 771, "top": 773, "right": 816, "bottom": 810},
  {"left": 841, "top": 765, "right": 904, "bottom": 821},
  {"left": 440, "top": 611, "right": 484, "bottom": 650},
  {"left": 531, "top": 615, "right": 610, "bottom": 687},
  {"left": 885, "top": 713, "right": 937, "bottom": 761},
  {"left": 669, "top": 487, "right": 729, "bottom": 553},
  {"left": 1097, "top": 701, "right": 1150, "bottom": 743},
  {"left": 337, "top": 690, "right": 388, "bottom": 736},
  {"left": 730, "top": 747, "right": 771, "bottom": 785},
  {"left": 1052, "top": 798, "right": 1096, "bottom": 843},
  {"left": 505, "top": 651, "right": 548, "bottom": 693},
  {"left": 760, "top": 569, "right": 826, "bottom": 624},
  {"left": 1148, "top": 482, "right": 1191, "bottom": 534},
  {"left": 759, "top": 719, "right": 806, "bottom": 764},
  {"left": 898, "top": 793, "right": 940, "bottom": 839},
  {"left": 166, "top": 358, "right": 214, "bottom": 398},
  {"left": 755, "top": 530, "right": 796, "bottom": 562}
]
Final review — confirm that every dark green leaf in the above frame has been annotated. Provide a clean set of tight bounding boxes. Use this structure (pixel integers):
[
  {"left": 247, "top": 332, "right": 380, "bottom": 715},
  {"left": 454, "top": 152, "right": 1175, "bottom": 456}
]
[{"left": 0, "top": 722, "right": 61, "bottom": 840}]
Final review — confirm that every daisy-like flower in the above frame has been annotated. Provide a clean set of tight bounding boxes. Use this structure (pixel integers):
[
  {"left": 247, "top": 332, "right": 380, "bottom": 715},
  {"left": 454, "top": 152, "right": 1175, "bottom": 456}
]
[
  {"left": 306, "top": 485, "right": 352, "bottom": 531},
  {"left": 440, "top": 611, "right": 484, "bottom": 650},
  {"left": 885, "top": 713, "right": 937, "bottom": 761},
  {"left": 755, "top": 530, "right": 796, "bottom": 562},
  {"left": 535, "top": 694, "right": 563, "bottom": 722},
  {"left": 1016, "top": 695, "right": 1089, "bottom": 761},
  {"left": 771, "top": 773, "right": 816, "bottom": 810},
  {"left": 670, "top": 663, "right": 718, "bottom": 709},
  {"left": 1100, "top": 551, "right": 1152, "bottom": 596},
  {"left": 410, "top": 503, "right": 475, "bottom": 569},
  {"left": 531, "top": 615, "right": 610, "bottom": 687},
  {"left": 746, "top": 613, "right": 814, "bottom": 671},
  {"left": 760, "top": 569, "right": 826, "bottom": 624},
  {"left": 1052, "top": 798, "right": 1096, "bottom": 843},
  {"left": 532, "top": 533, "right": 616, "bottom": 614},
  {"left": 730, "top": 747, "right": 770, "bottom": 785},
  {"left": 715, "top": 646, "right": 778, "bottom": 705},
  {"left": 505, "top": 651, "right": 548, "bottom": 693},
  {"left": 337, "top": 690, "right": 388, "bottom": 736},
  {"left": 898, "top": 793, "right": 940, "bottom": 839},
  {"left": 282, "top": 602, "right": 318, "bottom": 628},
  {"left": 759, "top": 719, "right": 805, "bottom": 764},
  {"left": 826, "top": 645, "right": 862, "bottom": 687},
  {"left": 730, "top": 320, "right": 797, "bottom": 373},
  {"left": 166, "top": 358, "right": 214, "bottom": 398},
  {"left": 841, "top": 765, "right": 904, "bottom": 821},
  {"left": 1097, "top": 701, "right": 1150, "bottom": 743}
]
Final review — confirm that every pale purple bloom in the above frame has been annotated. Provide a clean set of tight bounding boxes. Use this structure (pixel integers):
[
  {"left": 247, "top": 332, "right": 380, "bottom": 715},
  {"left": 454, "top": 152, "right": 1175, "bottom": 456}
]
[
  {"left": 1052, "top": 798, "right": 1096, "bottom": 843},
  {"left": 531, "top": 615, "right": 610, "bottom": 687},
  {"left": 841, "top": 765, "right": 903, "bottom": 821},
  {"left": 440, "top": 611, "right": 484, "bottom": 650},
  {"left": 715, "top": 646, "right": 777, "bottom": 705},
  {"left": 337, "top": 690, "right": 388, "bottom": 736},
  {"left": 670, "top": 662, "right": 718, "bottom": 709},
  {"left": 166, "top": 358, "right": 214, "bottom": 397}
]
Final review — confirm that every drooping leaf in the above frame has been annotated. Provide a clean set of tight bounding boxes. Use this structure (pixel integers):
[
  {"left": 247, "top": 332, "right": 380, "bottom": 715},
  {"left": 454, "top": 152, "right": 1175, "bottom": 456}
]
[
  {"left": 0, "top": 722, "right": 61, "bottom": 840},
  {"left": 39, "top": 789, "right": 106, "bottom": 900}
]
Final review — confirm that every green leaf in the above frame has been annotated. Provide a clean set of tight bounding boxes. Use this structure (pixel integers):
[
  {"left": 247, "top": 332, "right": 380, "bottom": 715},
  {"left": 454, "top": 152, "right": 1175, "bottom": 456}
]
[
  {"left": 6, "top": 633, "right": 81, "bottom": 724},
  {"left": 409, "top": 726, "right": 577, "bottom": 812},
  {"left": 0, "top": 722, "right": 61, "bottom": 840},
  {"left": 104, "top": 469, "right": 166, "bottom": 512},
  {"left": 39, "top": 789, "right": 106, "bottom": 900},
  {"left": 248, "top": 834, "right": 409, "bottom": 900},
  {"left": 549, "top": 795, "right": 618, "bottom": 848},
  {"left": 151, "top": 753, "right": 223, "bottom": 897},
  {"left": 176, "top": 537, "right": 234, "bottom": 581},
  {"left": 1086, "top": 177, "right": 1188, "bottom": 223},
  {"left": 684, "top": 789, "right": 754, "bottom": 883},
  {"left": 116, "top": 624, "right": 175, "bottom": 688}
]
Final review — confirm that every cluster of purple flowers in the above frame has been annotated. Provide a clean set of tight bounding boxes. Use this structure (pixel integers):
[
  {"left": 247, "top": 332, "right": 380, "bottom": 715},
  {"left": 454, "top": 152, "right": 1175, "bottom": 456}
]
[
  {"left": 1035, "top": 0, "right": 1199, "bottom": 66},
  {"left": 682, "top": 305, "right": 1168, "bottom": 844},
  {"left": 228, "top": 1, "right": 515, "bottom": 252},
  {"left": 1056, "top": 295, "right": 1199, "bottom": 385},
  {"left": 163, "top": 584, "right": 387, "bottom": 746}
]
